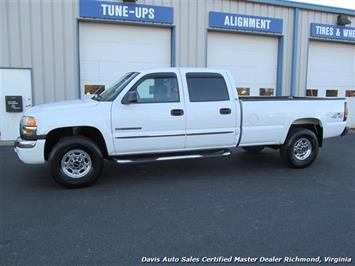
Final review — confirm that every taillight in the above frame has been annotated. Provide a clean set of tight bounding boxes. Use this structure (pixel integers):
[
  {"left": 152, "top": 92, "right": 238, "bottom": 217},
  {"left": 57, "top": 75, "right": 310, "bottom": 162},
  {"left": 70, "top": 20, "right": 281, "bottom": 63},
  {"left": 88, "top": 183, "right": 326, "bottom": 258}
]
[{"left": 344, "top": 102, "right": 348, "bottom": 122}]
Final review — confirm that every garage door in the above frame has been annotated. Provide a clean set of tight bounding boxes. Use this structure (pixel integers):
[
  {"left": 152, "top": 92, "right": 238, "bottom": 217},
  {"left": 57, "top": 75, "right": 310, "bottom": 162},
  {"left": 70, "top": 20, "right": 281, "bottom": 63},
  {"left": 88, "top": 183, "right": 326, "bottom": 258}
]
[
  {"left": 208, "top": 32, "right": 278, "bottom": 97},
  {"left": 307, "top": 41, "right": 355, "bottom": 127},
  {"left": 79, "top": 22, "right": 171, "bottom": 95},
  {"left": 307, "top": 41, "right": 355, "bottom": 98}
]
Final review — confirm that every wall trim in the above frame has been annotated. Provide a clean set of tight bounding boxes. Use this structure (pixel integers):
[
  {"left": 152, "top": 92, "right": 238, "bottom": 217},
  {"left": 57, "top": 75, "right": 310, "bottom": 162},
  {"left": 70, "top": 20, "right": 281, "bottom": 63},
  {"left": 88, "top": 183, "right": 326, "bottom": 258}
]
[
  {"left": 207, "top": 27, "right": 283, "bottom": 37},
  {"left": 247, "top": 0, "right": 355, "bottom": 16},
  {"left": 276, "top": 36, "right": 284, "bottom": 96},
  {"left": 290, "top": 8, "right": 299, "bottom": 96},
  {"left": 309, "top": 37, "right": 355, "bottom": 45}
]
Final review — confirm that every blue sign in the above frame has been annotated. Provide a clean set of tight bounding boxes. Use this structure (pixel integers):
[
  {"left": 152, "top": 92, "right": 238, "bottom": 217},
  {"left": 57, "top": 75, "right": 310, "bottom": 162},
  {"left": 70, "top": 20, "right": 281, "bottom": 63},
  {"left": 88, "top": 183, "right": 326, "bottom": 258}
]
[
  {"left": 79, "top": 0, "right": 174, "bottom": 24},
  {"left": 209, "top": 12, "right": 283, "bottom": 34},
  {"left": 311, "top": 23, "right": 355, "bottom": 42}
]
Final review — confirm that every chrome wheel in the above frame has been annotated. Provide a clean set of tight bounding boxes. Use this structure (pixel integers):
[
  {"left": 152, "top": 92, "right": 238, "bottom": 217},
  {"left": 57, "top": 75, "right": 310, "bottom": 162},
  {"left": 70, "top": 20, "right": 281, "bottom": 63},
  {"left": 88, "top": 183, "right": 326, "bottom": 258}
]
[
  {"left": 293, "top": 138, "right": 312, "bottom": 161},
  {"left": 61, "top": 149, "right": 92, "bottom": 178}
]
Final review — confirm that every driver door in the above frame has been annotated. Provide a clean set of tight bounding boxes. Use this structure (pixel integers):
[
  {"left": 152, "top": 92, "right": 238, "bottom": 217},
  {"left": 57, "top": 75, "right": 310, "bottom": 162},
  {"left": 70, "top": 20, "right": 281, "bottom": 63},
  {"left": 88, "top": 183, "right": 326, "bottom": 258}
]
[{"left": 111, "top": 72, "right": 186, "bottom": 155}]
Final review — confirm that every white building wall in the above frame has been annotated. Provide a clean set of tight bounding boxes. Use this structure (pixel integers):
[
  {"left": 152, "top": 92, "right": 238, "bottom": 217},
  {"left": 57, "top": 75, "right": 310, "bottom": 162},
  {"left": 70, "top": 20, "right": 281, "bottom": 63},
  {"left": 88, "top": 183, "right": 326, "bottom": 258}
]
[
  {"left": 0, "top": 0, "right": 80, "bottom": 105},
  {"left": 0, "top": 0, "right": 295, "bottom": 104}
]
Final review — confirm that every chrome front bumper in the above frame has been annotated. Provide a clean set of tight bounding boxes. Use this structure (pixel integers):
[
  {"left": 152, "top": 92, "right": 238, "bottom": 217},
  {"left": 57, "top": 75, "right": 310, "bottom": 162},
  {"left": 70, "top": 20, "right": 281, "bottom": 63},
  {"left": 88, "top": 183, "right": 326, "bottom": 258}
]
[
  {"left": 14, "top": 137, "right": 46, "bottom": 164},
  {"left": 14, "top": 137, "right": 37, "bottom": 148}
]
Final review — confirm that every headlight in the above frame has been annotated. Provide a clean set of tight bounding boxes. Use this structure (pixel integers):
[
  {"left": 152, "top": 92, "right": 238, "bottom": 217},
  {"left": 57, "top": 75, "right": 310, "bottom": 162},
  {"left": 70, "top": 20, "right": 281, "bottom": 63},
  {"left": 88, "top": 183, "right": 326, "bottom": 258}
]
[{"left": 20, "top": 116, "right": 37, "bottom": 138}]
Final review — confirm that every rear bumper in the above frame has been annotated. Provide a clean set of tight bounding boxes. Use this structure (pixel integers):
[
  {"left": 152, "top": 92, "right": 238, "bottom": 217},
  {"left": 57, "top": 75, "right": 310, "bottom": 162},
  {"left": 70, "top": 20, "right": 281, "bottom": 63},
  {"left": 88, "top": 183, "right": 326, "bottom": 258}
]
[
  {"left": 14, "top": 137, "right": 46, "bottom": 164},
  {"left": 341, "top": 127, "right": 349, "bottom": 137}
]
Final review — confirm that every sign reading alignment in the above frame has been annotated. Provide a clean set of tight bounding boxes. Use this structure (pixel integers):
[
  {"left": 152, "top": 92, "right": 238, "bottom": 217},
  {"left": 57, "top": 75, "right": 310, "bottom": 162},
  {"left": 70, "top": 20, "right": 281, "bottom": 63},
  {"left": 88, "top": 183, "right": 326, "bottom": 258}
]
[{"left": 209, "top": 11, "right": 283, "bottom": 34}]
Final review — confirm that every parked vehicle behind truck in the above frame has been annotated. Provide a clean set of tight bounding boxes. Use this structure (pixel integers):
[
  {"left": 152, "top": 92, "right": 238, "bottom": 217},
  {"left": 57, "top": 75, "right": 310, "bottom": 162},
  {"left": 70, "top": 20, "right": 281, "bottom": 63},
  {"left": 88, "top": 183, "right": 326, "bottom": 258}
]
[{"left": 14, "top": 68, "right": 349, "bottom": 187}]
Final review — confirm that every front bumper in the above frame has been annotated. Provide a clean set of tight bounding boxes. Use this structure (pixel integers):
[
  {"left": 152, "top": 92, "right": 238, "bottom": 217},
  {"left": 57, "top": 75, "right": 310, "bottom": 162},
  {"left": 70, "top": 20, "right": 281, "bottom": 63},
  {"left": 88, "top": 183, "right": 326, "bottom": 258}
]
[
  {"left": 14, "top": 137, "right": 46, "bottom": 164},
  {"left": 341, "top": 127, "right": 349, "bottom": 137}
]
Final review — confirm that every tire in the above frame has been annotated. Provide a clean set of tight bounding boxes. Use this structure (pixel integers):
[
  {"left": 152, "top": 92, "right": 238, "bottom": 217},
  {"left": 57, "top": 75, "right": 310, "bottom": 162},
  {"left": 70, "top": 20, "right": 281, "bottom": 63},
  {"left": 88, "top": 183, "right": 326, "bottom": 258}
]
[
  {"left": 48, "top": 136, "right": 103, "bottom": 188},
  {"left": 280, "top": 128, "right": 319, "bottom": 168},
  {"left": 242, "top": 146, "right": 265, "bottom": 153}
]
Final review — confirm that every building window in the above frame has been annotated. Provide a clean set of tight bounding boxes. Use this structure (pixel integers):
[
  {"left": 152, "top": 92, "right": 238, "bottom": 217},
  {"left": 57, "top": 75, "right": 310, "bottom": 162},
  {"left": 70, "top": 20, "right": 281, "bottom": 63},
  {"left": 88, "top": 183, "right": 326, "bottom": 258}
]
[
  {"left": 85, "top": 85, "right": 105, "bottom": 95},
  {"left": 306, "top": 89, "right": 318, "bottom": 97},
  {"left": 237, "top": 87, "right": 250, "bottom": 96},
  {"left": 259, "top": 88, "right": 274, "bottom": 96},
  {"left": 326, "top": 90, "right": 338, "bottom": 97},
  {"left": 346, "top": 90, "right": 355, "bottom": 97}
]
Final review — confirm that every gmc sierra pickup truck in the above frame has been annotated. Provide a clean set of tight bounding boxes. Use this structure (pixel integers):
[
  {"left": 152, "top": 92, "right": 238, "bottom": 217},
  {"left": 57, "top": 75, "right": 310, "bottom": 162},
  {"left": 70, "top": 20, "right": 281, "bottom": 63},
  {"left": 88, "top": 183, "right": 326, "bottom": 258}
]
[{"left": 14, "top": 68, "right": 349, "bottom": 187}]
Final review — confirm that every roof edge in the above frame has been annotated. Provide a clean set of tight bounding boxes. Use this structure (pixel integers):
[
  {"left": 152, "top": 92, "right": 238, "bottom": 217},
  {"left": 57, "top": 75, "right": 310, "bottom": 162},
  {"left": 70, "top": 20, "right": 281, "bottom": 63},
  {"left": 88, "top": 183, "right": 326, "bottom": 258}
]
[{"left": 246, "top": 0, "right": 355, "bottom": 16}]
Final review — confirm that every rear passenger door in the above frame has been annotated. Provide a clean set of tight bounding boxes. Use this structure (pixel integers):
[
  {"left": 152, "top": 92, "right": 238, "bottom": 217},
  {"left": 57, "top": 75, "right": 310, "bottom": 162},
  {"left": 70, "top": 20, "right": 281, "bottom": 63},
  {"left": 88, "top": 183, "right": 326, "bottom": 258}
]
[{"left": 181, "top": 71, "right": 237, "bottom": 150}]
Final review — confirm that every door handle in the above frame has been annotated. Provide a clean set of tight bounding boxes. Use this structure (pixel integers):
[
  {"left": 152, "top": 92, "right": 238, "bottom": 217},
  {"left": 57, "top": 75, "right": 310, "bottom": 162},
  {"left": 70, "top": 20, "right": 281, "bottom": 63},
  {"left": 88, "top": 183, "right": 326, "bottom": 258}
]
[
  {"left": 171, "top": 109, "right": 184, "bottom": 116},
  {"left": 220, "top": 108, "right": 231, "bottom": 115}
]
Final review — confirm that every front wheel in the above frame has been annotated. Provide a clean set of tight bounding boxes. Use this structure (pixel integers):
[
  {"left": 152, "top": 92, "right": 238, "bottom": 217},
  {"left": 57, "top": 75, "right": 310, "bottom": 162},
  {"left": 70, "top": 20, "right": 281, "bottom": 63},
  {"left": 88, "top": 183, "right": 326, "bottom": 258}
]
[
  {"left": 48, "top": 136, "right": 103, "bottom": 188},
  {"left": 280, "top": 128, "right": 319, "bottom": 168}
]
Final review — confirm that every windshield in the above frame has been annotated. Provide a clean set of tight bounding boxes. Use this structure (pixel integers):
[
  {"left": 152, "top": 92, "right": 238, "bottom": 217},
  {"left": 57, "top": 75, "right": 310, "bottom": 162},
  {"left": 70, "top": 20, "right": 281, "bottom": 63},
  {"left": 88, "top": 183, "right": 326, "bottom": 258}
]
[{"left": 93, "top": 72, "right": 139, "bottom": 101}]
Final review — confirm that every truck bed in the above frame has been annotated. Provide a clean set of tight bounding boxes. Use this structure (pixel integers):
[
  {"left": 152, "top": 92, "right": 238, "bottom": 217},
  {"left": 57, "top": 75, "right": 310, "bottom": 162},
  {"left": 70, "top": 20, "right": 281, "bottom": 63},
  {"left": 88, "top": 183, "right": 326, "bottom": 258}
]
[
  {"left": 238, "top": 96, "right": 346, "bottom": 147},
  {"left": 239, "top": 96, "right": 345, "bottom": 101}
]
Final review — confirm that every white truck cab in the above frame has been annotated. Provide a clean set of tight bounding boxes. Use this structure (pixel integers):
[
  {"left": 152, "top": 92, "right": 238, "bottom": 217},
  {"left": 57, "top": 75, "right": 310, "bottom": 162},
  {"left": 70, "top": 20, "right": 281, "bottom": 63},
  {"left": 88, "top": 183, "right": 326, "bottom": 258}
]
[{"left": 14, "top": 68, "right": 349, "bottom": 187}]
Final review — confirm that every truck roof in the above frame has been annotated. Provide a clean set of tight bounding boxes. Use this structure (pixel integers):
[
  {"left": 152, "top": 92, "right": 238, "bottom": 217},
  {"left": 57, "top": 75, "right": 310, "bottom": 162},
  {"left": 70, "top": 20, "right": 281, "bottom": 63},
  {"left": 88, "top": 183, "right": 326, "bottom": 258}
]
[{"left": 136, "top": 67, "right": 227, "bottom": 74}]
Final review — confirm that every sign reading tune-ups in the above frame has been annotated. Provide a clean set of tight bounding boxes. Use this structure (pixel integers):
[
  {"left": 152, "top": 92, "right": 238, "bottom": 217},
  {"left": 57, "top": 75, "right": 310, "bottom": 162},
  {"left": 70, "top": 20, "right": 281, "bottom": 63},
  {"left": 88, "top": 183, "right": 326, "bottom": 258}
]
[{"left": 79, "top": 0, "right": 174, "bottom": 24}]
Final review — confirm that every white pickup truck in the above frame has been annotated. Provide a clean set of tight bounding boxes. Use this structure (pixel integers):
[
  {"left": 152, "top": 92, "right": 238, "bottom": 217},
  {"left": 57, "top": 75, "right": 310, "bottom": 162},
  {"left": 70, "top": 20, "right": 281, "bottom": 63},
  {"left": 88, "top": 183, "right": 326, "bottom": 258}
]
[{"left": 14, "top": 68, "right": 349, "bottom": 187}]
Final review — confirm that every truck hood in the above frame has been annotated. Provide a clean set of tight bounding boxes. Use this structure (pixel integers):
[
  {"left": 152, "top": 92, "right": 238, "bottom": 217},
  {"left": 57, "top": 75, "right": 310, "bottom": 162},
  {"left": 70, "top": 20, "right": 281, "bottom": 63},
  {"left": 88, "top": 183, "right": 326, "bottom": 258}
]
[
  {"left": 27, "top": 98, "right": 99, "bottom": 115},
  {"left": 23, "top": 98, "right": 112, "bottom": 136}
]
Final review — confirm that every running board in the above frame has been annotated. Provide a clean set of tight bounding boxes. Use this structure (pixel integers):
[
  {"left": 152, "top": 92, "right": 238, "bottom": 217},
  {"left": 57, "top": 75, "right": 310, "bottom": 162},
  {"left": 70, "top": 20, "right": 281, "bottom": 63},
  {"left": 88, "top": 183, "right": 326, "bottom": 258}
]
[{"left": 114, "top": 149, "right": 231, "bottom": 164}]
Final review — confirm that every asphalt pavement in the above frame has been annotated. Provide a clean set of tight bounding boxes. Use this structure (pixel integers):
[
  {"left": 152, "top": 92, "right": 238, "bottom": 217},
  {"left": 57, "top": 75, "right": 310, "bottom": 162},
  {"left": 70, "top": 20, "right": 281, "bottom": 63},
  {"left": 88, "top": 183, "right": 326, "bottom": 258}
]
[{"left": 0, "top": 134, "right": 354, "bottom": 265}]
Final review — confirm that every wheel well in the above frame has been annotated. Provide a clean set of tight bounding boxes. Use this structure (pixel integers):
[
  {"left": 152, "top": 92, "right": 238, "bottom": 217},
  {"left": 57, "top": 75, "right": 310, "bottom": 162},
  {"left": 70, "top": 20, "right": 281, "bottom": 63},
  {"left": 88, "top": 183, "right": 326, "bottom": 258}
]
[
  {"left": 289, "top": 118, "right": 323, "bottom": 147},
  {"left": 44, "top": 126, "right": 108, "bottom": 160}
]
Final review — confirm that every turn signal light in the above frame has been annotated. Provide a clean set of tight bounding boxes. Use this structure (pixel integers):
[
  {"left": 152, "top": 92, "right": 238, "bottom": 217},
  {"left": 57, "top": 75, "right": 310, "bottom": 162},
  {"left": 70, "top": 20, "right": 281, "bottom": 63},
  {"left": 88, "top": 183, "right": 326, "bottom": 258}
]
[
  {"left": 344, "top": 102, "right": 348, "bottom": 122},
  {"left": 24, "top": 116, "right": 37, "bottom": 127},
  {"left": 20, "top": 116, "right": 38, "bottom": 138}
]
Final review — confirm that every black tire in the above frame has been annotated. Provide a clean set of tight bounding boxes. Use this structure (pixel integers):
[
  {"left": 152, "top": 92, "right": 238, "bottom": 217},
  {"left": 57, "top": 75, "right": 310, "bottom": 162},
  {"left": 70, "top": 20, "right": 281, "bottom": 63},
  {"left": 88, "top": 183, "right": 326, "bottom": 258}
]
[
  {"left": 280, "top": 128, "right": 319, "bottom": 168},
  {"left": 242, "top": 146, "right": 265, "bottom": 153},
  {"left": 48, "top": 136, "right": 103, "bottom": 188}
]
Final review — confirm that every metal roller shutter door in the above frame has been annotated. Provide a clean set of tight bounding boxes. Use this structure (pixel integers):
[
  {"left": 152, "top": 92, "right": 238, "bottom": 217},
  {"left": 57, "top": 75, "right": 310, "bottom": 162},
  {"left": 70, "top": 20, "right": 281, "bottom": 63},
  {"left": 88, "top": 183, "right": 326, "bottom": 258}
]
[
  {"left": 207, "top": 32, "right": 278, "bottom": 96},
  {"left": 307, "top": 41, "right": 355, "bottom": 127},
  {"left": 79, "top": 22, "right": 171, "bottom": 94}
]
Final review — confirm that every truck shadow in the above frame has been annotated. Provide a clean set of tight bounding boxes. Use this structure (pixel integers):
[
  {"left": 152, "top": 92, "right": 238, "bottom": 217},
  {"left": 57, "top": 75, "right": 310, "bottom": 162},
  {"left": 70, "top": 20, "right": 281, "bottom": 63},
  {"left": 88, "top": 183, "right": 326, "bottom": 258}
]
[{"left": 100, "top": 149, "right": 289, "bottom": 186}]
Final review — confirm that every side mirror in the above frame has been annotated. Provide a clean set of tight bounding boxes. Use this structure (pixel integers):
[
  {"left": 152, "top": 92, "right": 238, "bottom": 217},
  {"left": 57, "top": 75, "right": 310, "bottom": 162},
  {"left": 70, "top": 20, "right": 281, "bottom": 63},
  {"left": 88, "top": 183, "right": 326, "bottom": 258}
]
[{"left": 122, "top": 91, "right": 138, "bottom": 104}]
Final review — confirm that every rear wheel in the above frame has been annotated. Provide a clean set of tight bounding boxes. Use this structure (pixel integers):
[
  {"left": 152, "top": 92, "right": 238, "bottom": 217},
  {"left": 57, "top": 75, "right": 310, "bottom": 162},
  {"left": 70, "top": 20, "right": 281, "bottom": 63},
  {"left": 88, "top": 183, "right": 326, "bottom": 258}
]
[
  {"left": 48, "top": 136, "right": 103, "bottom": 188},
  {"left": 280, "top": 128, "right": 319, "bottom": 168},
  {"left": 242, "top": 146, "right": 265, "bottom": 153}
]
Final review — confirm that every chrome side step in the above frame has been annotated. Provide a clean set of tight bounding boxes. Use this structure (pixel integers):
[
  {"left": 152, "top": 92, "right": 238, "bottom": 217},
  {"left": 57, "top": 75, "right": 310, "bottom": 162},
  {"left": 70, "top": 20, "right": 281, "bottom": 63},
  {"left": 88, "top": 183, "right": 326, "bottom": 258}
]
[{"left": 114, "top": 149, "right": 231, "bottom": 164}]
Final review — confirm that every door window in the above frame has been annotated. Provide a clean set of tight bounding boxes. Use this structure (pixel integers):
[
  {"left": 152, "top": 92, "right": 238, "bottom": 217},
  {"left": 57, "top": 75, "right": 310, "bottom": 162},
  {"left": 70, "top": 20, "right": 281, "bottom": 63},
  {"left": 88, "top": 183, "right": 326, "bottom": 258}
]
[
  {"left": 346, "top": 90, "right": 355, "bottom": 97},
  {"left": 186, "top": 73, "right": 229, "bottom": 102},
  {"left": 306, "top": 89, "right": 318, "bottom": 96},
  {"left": 84, "top": 84, "right": 105, "bottom": 95},
  {"left": 237, "top": 87, "right": 250, "bottom": 96},
  {"left": 326, "top": 90, "right": 338, "bottom": 97},
  {"left": 131, "top": 74, "right": 179, "bottom": 103},
  {"left": 259, "top": 88, "right": 275, "bottom": 96}
]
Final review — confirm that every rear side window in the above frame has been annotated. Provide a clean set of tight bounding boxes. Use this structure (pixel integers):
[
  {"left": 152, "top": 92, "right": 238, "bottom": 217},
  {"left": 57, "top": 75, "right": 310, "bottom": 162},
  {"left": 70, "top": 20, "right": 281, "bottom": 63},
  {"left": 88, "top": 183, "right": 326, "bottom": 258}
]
[{"left": 186, "top": 73, "right": 230, "bottom": 102}]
